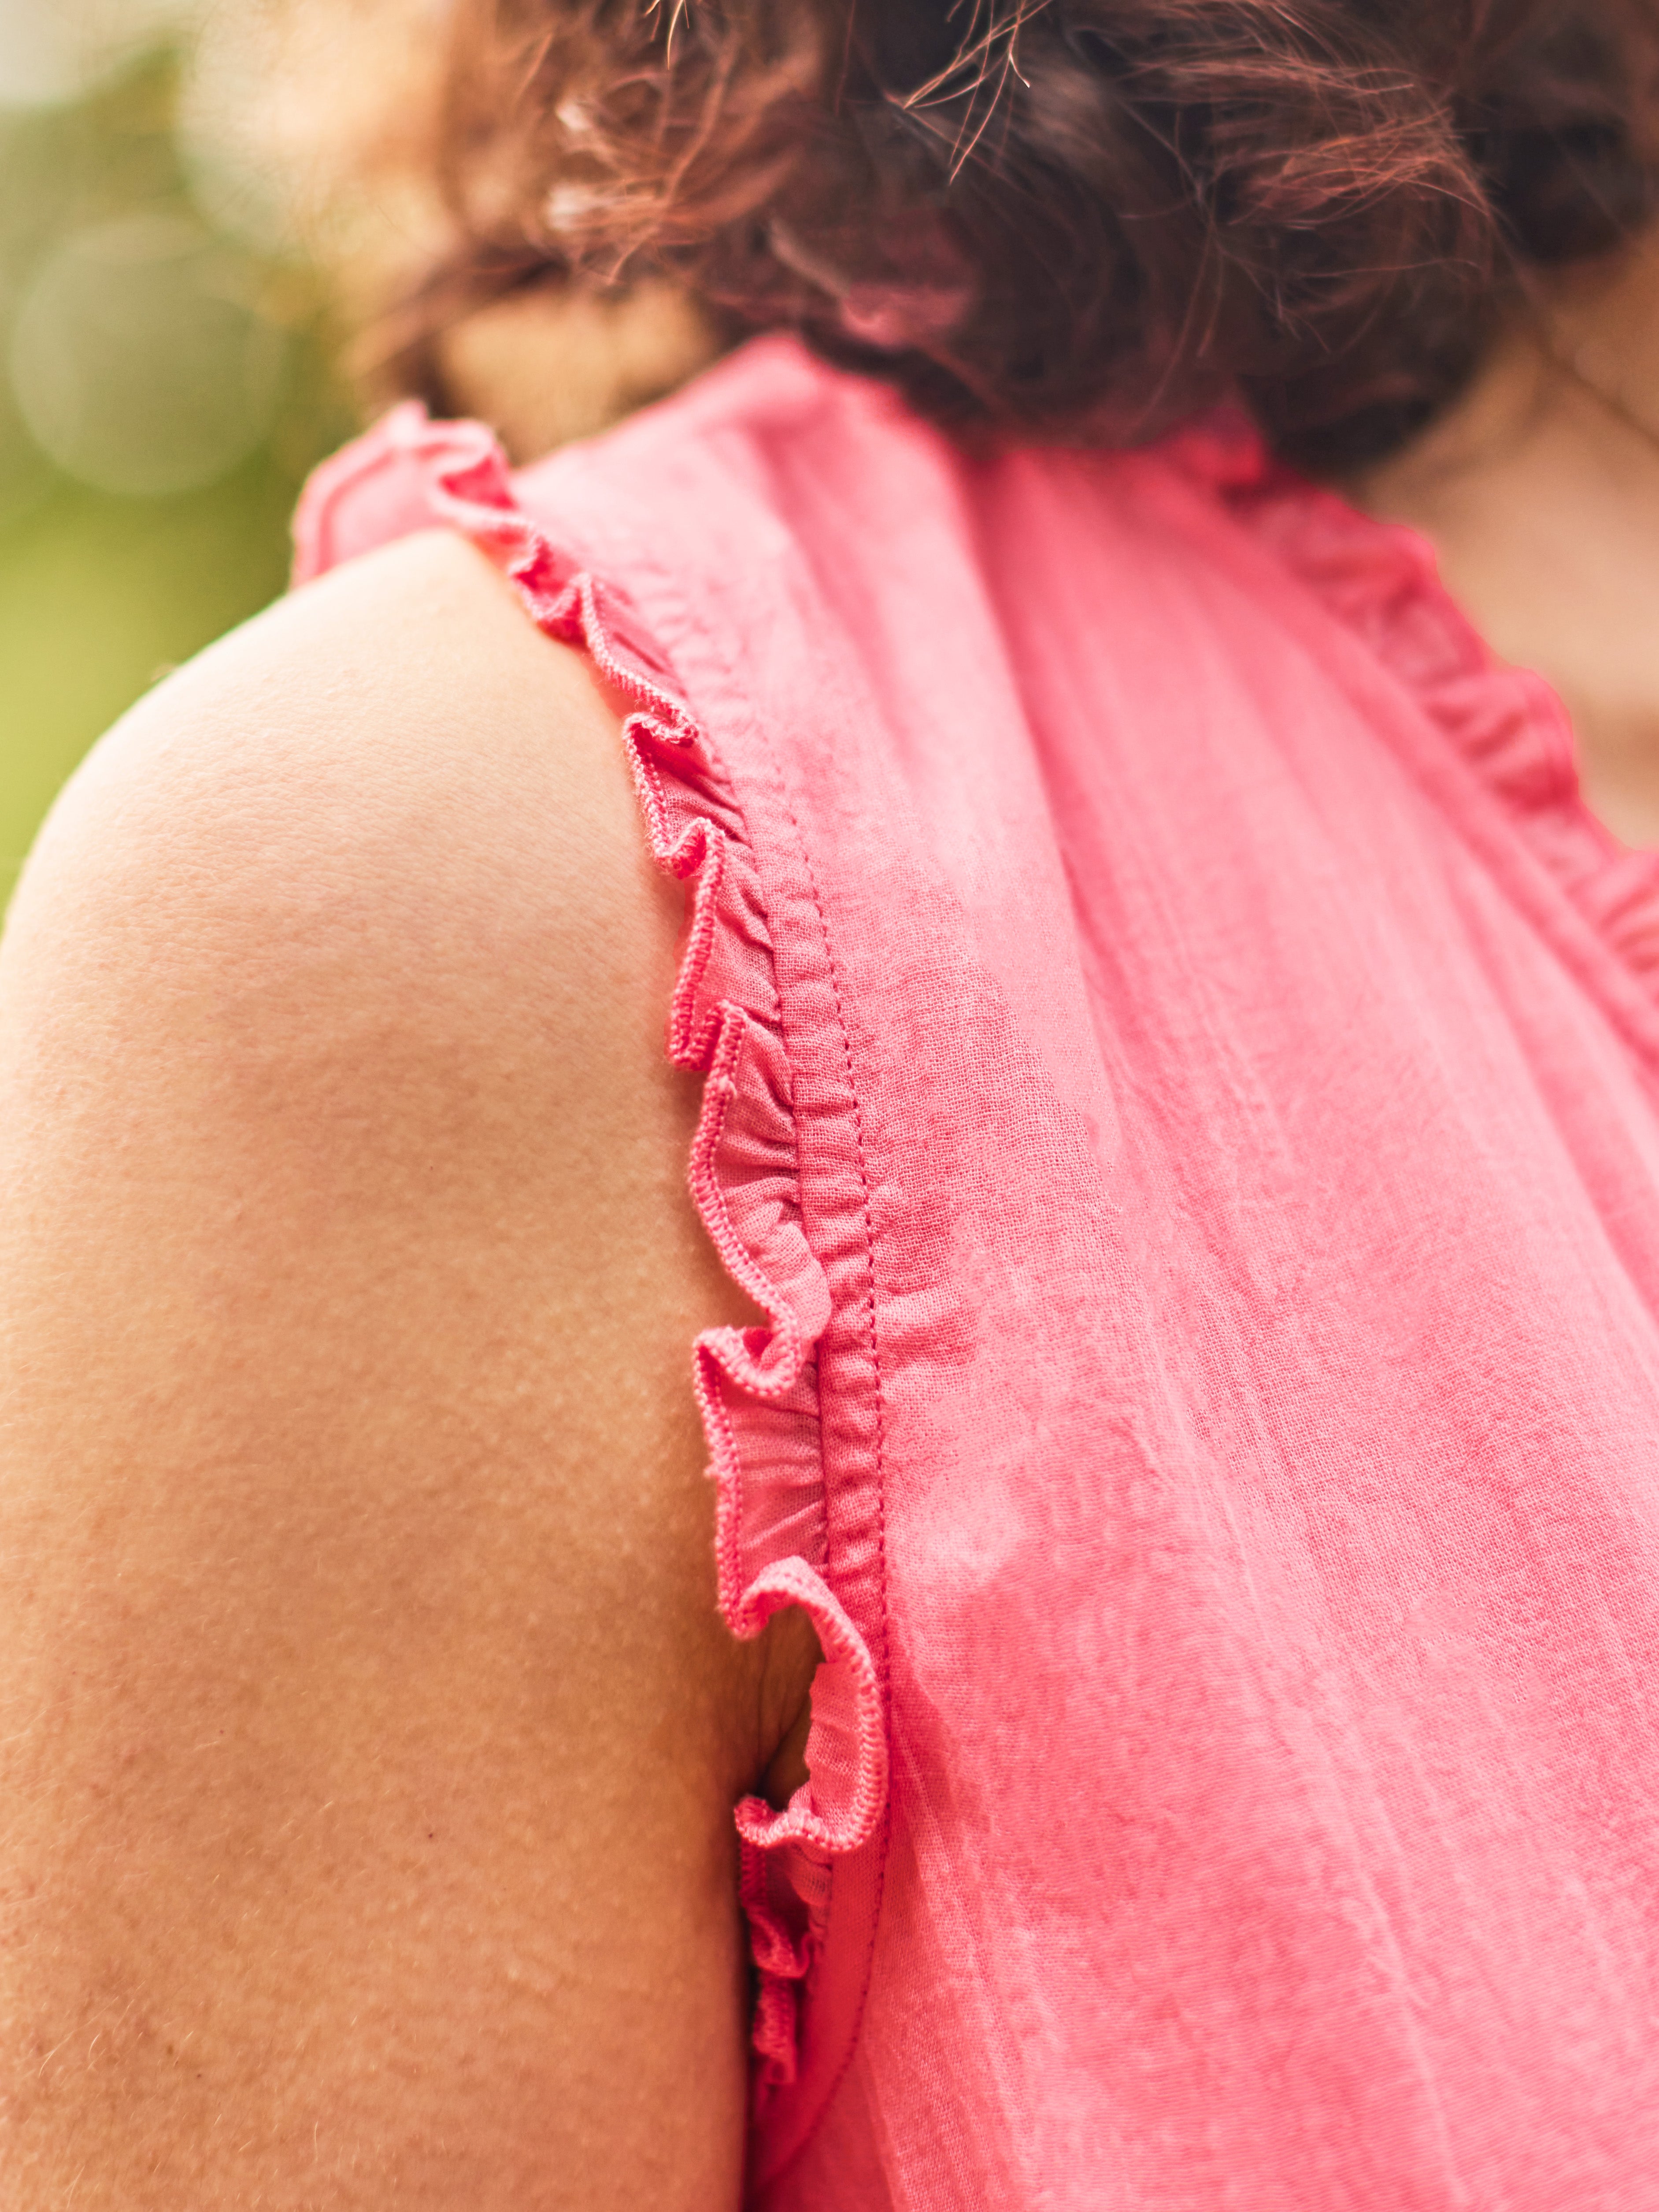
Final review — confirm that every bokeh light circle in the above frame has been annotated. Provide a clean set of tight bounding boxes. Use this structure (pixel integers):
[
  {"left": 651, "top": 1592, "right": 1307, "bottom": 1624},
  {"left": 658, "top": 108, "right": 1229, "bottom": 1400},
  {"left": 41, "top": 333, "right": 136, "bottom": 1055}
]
[{"left": 9, "top": 211, "right": 287, "bottom": 496}]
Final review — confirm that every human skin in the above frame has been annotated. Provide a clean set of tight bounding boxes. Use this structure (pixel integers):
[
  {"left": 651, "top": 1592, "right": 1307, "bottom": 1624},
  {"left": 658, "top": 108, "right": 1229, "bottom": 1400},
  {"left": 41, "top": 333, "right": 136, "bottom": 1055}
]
[
  {"left": 1355, "top": 230, "right": 1659, "bottom": 846},
  {"left": 0, "top": 528, "right": 815, "bottom": 2208}
]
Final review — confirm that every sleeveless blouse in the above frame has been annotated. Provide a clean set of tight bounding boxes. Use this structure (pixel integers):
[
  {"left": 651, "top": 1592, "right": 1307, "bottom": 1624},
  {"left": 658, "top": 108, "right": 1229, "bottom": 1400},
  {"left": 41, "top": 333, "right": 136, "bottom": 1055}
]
[{"left": 294, "top": 336, "right": 1659, "bottom": 2209}]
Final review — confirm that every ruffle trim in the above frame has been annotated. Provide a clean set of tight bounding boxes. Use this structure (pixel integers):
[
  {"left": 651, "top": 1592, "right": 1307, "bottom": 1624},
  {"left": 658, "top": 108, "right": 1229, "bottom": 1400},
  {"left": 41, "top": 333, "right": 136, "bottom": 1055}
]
[
  {"left": 1169, "top": 410, "right": 1659, "bottom": 989},
  {"left": 293, "top": 401, "right": 889, "bottom": 2104}
]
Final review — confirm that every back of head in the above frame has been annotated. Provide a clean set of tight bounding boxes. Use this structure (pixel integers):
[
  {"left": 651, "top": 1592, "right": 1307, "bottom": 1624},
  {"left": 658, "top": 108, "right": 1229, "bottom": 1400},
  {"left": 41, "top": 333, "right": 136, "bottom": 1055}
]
[{"left": 249, "top": 0, "right": 1659, "bottom": 471}]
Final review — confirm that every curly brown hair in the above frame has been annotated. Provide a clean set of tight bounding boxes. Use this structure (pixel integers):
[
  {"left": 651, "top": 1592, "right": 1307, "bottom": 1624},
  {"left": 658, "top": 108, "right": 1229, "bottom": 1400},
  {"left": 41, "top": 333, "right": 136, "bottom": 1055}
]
[{"left": 385, "top": 0, "right": 1659, "bottom": 469}]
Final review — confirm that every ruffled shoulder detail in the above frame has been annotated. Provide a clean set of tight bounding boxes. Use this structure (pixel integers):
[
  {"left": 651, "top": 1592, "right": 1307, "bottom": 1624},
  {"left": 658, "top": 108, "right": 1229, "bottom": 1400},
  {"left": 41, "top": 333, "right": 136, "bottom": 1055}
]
[
  {"left": 1166, "top": 408, "right": 1659, "bottom": 990},
  {"left": 294, "top": 402, "right": 889, "bottom": 2108}
]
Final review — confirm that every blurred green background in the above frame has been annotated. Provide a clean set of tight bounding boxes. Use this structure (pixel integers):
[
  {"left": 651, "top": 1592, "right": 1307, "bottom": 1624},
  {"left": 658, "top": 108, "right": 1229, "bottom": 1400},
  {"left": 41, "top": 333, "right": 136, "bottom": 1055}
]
[{"left": 0, "top": 2, "right": 355, "bottom": 909}]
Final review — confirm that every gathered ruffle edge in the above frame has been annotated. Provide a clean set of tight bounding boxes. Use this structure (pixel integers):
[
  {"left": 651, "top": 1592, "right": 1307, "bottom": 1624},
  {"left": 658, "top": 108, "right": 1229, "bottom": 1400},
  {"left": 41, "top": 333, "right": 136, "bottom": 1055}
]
[
  {"left": 293, "top": 401, "right": 889, "bottom": 2104},
  {"left": 1165, "top": 411, "right": 1659, "bottom": 989}
]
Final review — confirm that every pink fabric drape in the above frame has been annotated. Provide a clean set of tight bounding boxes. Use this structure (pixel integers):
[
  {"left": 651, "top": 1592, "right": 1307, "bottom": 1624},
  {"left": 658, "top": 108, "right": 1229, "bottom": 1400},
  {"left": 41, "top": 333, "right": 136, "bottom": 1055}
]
[{"left": 298, "top": 337, "right": 1659, "bottom": 2209}]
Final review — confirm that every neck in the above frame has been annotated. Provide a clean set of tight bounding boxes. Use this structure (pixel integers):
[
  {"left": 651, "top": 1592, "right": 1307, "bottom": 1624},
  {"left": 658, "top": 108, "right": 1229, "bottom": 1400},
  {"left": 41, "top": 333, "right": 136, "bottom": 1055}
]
[{"left": 1352, "top": 227, "right": 1659, "bottom": 848}]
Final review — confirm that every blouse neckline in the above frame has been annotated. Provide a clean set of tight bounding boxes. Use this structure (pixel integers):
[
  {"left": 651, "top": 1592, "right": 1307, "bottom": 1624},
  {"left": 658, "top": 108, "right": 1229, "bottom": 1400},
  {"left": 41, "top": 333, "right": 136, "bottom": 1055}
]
[{"left": 1169, "top": 407, "right": 1659, "bottom": 1008}]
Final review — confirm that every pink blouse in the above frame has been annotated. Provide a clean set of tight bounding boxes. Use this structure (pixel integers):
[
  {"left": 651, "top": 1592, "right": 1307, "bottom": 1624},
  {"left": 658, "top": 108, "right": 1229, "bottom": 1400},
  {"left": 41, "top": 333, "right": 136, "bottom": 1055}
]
[{"left": 296, "top": 336, "right": 1659, "bottom": 2208}]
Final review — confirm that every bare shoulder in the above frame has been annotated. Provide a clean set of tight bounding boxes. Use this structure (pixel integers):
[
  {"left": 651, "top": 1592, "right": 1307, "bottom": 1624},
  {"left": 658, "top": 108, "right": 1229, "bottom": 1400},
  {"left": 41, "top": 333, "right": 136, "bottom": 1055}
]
[
  {"left": 8, "top": 526, "right": 662, "bottom": 1088},
  {"left": 0, "top": 531, "right": 808, "bottom": 2208},
  {"left": 2, "top": 526, "right": 706, "bottom": 1410}
]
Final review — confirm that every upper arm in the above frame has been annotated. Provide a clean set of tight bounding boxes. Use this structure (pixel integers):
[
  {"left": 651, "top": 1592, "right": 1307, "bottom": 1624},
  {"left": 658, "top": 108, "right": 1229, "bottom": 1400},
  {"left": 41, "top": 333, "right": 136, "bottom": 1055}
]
[{"left": 0, "top": 532, "right": 797, "bottom": 2207}]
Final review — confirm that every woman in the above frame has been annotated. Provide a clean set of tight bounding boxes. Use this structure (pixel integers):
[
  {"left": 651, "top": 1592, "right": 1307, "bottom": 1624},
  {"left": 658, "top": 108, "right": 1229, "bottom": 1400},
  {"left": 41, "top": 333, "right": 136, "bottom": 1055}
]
[{"left": 5, "top": 1, "right": 1659, "bottom": 2203}]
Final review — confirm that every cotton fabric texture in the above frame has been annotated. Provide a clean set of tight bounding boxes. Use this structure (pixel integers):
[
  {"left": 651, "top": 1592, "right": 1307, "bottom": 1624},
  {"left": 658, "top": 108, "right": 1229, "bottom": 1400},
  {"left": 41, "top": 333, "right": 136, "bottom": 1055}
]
[{"left": 294, "top": 337, "right": 1659, "bottom": 2209}]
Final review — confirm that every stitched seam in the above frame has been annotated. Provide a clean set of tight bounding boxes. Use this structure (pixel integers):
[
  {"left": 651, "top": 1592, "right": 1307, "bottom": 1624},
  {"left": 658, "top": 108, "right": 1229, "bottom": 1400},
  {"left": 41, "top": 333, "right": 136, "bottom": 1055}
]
[
  {"left": 778, "top": 810, "right": 889, "bottom": 1682},
  {"left": 760, "top": 781, "right": 893, "bottom": 2168}
]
